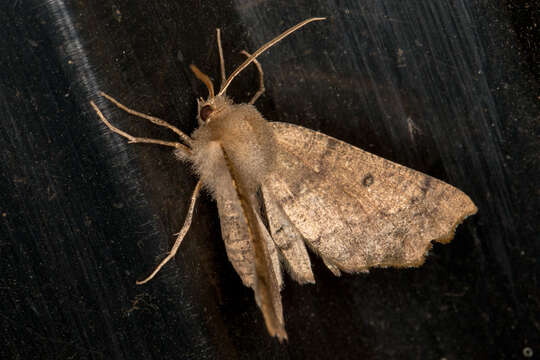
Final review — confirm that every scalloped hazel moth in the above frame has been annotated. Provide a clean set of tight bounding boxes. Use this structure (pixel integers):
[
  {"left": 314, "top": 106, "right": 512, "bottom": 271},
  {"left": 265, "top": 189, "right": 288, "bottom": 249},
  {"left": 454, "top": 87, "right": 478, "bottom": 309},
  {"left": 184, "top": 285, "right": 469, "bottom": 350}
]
[{"left": 90, "top": 18, "right": 477, "bottom": 341}]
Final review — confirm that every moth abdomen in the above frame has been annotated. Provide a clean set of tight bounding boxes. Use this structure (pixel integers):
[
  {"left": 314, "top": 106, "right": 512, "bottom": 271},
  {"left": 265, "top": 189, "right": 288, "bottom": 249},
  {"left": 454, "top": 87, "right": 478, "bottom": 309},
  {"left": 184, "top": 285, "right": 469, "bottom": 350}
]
[{"left": 188, "top": 96, "right": 276, "bottom": 195}]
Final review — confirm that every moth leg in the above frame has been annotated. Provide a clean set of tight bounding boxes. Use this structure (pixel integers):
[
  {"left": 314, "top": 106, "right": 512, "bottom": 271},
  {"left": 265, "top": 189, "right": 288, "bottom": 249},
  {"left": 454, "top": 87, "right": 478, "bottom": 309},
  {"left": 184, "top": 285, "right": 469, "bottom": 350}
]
[
  {"left": 136, "top": 180, "right": 203, "bottom": 285},
  {"left": 97, "top": 91, "right": 192, "bottom": 146},
  {"left": 240, "top": 50, "right": 265, "bottom": 105},
  {"left": 90, "top": 101, "right": 191, "bottom": 156},
  {"left": 216, "top": 28, "right": 226, "bottom": 85}
]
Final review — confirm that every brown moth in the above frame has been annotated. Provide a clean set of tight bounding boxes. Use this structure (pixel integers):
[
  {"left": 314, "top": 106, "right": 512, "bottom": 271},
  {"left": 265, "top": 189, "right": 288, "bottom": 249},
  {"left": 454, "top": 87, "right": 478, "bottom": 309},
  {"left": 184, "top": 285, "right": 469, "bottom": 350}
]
[{"left": 90, "top": 17, "right": 477, "bottom": 341}]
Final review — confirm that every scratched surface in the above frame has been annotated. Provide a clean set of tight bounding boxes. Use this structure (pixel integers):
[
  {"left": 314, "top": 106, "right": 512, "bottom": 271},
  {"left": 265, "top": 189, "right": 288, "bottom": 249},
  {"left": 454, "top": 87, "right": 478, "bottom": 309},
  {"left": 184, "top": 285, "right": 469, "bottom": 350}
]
[{"left": 1, "top": 0, "right": 538, "bottom": 359}]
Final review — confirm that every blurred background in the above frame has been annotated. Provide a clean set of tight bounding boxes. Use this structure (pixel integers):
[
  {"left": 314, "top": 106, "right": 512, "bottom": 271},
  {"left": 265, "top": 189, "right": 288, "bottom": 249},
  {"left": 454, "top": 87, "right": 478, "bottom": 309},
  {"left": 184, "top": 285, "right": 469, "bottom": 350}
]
[{"left": 1, "top": 0, "right": 538, "bottom": 359}]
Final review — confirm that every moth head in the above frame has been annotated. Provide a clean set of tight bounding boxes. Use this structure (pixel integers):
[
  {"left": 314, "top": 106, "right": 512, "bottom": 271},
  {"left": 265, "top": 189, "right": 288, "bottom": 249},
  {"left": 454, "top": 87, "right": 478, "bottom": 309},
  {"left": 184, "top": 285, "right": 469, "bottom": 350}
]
[
  {"left": 195, "top": 95, "right": 232, "bottom": 124},
  {"left": 190, "top": 64, "right": 233, "bottom": 124},
  {"left": 190, "top": 17, "right": 326, "bottom": 126}
]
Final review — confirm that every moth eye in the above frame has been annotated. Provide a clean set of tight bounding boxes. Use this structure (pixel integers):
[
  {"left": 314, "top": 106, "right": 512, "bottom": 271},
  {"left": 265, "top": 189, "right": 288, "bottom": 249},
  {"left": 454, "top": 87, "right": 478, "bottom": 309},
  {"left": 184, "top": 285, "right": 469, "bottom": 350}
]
[{"left": 200, "top": 105, "right": 214, "bottom": 121}]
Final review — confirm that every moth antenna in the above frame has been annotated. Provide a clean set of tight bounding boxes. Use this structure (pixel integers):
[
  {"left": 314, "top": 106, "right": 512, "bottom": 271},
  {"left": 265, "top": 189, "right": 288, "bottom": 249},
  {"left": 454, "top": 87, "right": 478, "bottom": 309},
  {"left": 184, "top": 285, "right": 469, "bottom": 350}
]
[
  {"left": 240, "top": 50, "right": 265, "bottom": 104},
  {"left": 216, "top": 28, "right": 226, "bottom": 85},
  {"left": 217, "top": 17, "right": 326, "bottom": 96},
  {"left": 97, "top": 92, "right": 192, "bottom": 147},
  {"left": 90, "top": 100, "right": 191, "bottom": 155},
  {"left": 190, "top": 64, "right": 215, "bottom": 99},
  {"left": 136, "top": 180, "right": 203, "bottom": 285}
]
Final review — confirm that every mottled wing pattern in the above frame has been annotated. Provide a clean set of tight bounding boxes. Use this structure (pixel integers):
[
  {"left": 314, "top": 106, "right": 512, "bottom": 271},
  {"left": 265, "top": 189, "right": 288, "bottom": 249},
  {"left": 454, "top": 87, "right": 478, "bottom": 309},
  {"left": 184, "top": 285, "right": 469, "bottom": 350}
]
[
  {"left": 216, "top": 145, "right": 286, "bottom": 340},
  {"left": 215, "top": 171, "right": 256, "bottom": 288},
  {"left": 261, "top": 186, "right": 315, "bottom": 283},
  {"left": 255, "top": 209, "right": 284, "bottom": 289},
  {"left": 265, "top": 122, "right": 477, "bottom": 274}
]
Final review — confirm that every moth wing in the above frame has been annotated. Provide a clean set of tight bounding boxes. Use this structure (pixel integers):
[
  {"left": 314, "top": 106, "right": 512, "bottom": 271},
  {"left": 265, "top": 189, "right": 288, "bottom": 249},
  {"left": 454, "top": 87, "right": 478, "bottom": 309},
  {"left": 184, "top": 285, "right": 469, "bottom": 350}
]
[
  {"left": 214, "top": 144, "right": 286, "bottom": 340},
  {"left": 265, "top": 122, "right": 477, "bottom": 274},
  {"left": 261, "top": 186, "right": 315, "bottom": 284},
  {"left": 216, "top": 185, "right": 283, "bottom": 290},
  {"left": 214, "top": 170, "right": 256, "bottom": 288},
  {"left": 254, "top": 209, "right": 283, "bottom": 290}
]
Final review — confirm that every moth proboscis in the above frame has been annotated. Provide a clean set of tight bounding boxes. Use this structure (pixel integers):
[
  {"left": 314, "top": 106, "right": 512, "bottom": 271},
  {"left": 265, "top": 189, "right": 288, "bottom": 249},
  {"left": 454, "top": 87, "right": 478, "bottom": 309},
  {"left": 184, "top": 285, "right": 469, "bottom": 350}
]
[{"left": 90, "top": 17, "right": 477, "bottom": 341}]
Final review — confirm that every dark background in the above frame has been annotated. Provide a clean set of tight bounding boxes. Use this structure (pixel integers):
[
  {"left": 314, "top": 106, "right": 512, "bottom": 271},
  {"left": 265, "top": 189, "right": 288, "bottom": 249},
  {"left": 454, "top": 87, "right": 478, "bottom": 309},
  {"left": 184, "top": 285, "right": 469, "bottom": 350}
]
[{"left": 1, "top": 0, "right": 538, "bottom": 359}]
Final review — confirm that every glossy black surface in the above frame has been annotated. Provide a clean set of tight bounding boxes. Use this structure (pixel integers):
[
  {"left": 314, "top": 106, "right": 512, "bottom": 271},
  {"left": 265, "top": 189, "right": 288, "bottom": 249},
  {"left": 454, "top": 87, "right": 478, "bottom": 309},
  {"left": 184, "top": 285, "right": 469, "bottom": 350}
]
[{"left": 1, "top": 1, "right": 538, "bottom": 359}]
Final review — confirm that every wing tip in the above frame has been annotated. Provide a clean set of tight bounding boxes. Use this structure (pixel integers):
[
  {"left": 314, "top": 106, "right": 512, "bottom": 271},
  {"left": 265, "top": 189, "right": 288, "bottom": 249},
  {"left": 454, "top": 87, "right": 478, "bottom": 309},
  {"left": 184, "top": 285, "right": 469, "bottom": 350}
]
[{"left": 436, "top": 199, "right": 477, "bottom": 245}]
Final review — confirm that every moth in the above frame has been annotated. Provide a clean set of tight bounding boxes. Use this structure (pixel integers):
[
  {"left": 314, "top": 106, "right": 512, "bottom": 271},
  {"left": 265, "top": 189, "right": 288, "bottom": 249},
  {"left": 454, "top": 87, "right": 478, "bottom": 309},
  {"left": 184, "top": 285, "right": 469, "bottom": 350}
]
[{"left": 90, "top": 18, "right": 477, "bottom": 341}]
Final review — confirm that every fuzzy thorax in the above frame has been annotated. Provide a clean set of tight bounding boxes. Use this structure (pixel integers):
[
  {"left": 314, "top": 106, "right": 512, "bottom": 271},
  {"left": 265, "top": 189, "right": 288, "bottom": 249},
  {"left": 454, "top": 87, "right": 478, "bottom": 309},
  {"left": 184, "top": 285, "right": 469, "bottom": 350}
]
[{"left": 176, "top": 95, "right": 276, "bottom": 197}]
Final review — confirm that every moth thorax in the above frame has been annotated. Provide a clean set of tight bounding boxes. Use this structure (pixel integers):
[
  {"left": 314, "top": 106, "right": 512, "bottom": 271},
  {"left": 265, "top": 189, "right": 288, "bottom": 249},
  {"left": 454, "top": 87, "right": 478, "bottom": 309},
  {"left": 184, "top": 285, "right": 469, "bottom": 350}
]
[{"left": 188, "top": 102, "right": 276, "bottom": 196}]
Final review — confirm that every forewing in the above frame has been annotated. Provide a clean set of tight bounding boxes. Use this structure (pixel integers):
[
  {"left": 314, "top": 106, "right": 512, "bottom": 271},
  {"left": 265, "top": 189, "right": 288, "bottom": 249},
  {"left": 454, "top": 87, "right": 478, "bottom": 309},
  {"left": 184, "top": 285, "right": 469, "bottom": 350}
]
[
  {"left": 266, "top": 122, "right": 477, "bottom": 274},
  {"left": 215, "top": 170, "right": 256, "bottom": 288},
  {"left": 216, "top": 144, "right": 287, "bottom": 340},
  {"left": 255, "top": 209, "right": 284, "bottom": 289},
  {"left": 261, "top": 186, "right": 315, "bottom": 284}
]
